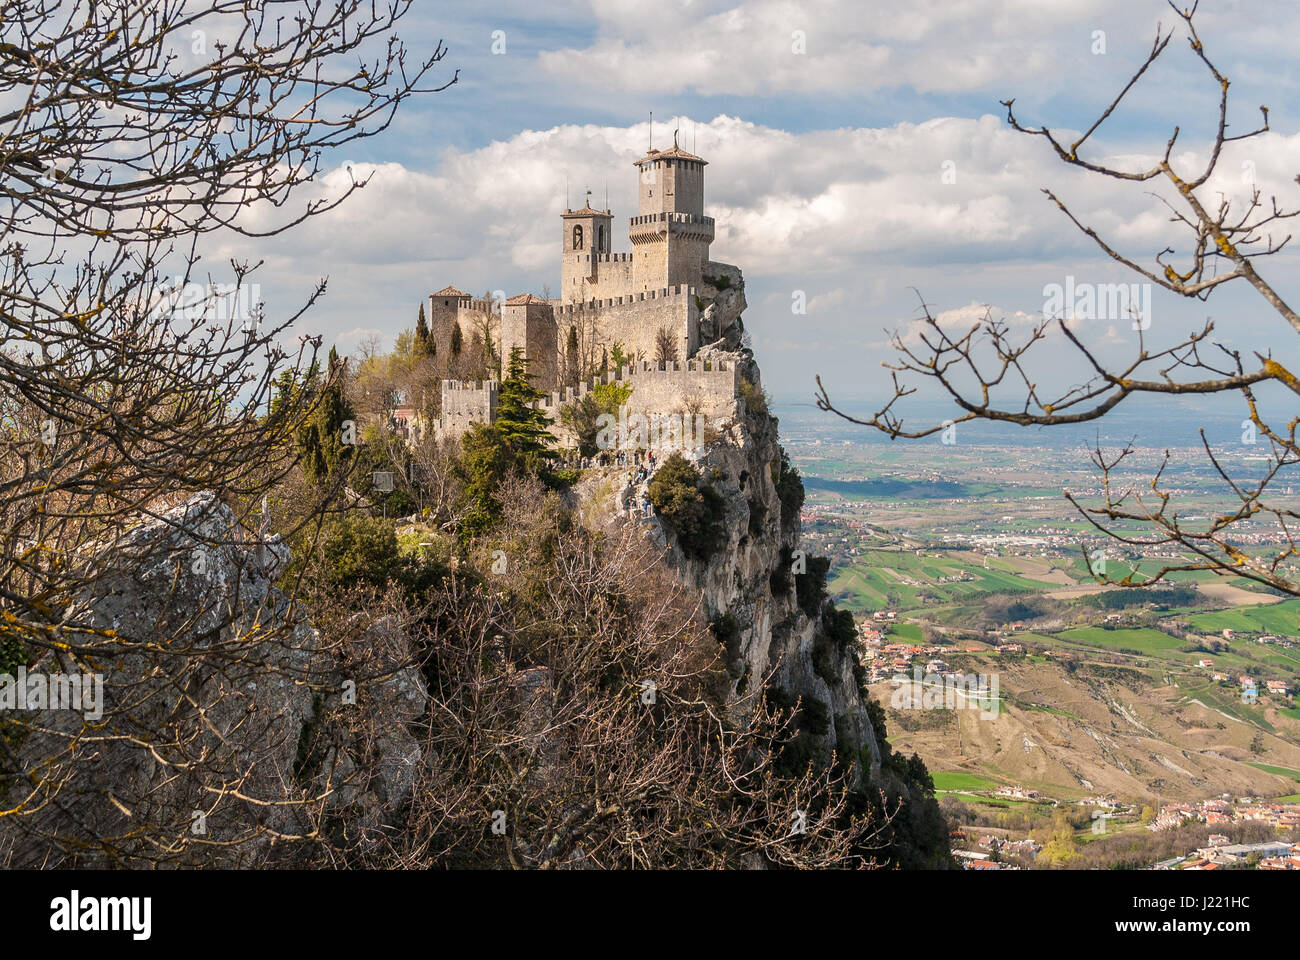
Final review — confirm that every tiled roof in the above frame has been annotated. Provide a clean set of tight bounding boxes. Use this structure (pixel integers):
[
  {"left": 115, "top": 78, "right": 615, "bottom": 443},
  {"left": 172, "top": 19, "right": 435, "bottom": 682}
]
[
  {"left": 504, "top": 293, "right": 546, "bottom": 305},
  {"left": 433, "top": 285, "right": 469, "bottom": 298},
  {"left": 635, "top": 145, "right": 706, "bottom": 165}
]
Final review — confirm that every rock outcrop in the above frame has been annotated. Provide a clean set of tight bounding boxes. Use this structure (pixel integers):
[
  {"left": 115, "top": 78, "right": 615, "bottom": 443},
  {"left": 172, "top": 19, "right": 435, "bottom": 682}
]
[{"left": 0, "top": 493, "right": 427, "bottom": 867}]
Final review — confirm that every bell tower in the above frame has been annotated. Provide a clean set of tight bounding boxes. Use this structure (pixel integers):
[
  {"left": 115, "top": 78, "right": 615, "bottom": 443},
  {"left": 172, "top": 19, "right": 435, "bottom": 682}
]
[{"left": 561, "top": 189, "right": 613, "bottom": 302}]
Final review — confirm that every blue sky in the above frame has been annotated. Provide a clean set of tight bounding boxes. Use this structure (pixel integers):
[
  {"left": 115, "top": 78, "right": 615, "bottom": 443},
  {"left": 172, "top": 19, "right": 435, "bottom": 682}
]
[{"left": 226, "top": 0, "right": 1300, "bottom": 428}]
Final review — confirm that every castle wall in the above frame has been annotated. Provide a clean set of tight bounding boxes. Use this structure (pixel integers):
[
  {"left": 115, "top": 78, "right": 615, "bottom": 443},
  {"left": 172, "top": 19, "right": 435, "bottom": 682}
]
[
  {"left": 535, "top": 359, "right": 740, "bottom": 437},
  {"left": 436, "top": 358, "right": 740, "bottom": 450},
  {"left": 553, "top": 284, "right": 699, "bottom": 366},
  {"left": 436, "top": 379, "right": 498, "bottom": 439},
  {"left": 447, "top": 299, "right": 494, "bottom": 359},
  {"left": 562, "top": 252, "right": 635, "bottom": 303}
]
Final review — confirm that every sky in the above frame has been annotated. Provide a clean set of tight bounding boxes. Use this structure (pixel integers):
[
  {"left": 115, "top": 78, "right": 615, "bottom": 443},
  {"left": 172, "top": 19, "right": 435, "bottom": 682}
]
[{"left": 220, "top": 0, "right": 1300, "bottom": 426}]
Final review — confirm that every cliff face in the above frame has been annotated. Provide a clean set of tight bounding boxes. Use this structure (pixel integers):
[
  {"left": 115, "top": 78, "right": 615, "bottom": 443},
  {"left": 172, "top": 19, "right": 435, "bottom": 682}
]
[
  {"left": 650, "top": 266, "right": 953, "bottom": 866},
  {"left": 658, "top": 265, "right": 882, "bottom": 777}
]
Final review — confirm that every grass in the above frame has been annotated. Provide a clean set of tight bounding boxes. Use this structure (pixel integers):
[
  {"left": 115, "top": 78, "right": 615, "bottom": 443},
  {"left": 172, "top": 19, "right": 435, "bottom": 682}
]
[
  {"left": 887, "top": 623, "right": 923, "bottom": 642},
  {"left": 1056, "top": 626, "right": 1185, "bottom": 653},
  {"left": 1187, "top": 599, "right": 1300, "bottom": 636},
  {"left": 932, "top": 771, "right": 1002, "bottom": 792},
  {"left": 1244, "top": 762, "right": 1300, "bottom": 781},
  {"left": 829, "top": 548, "right": 1064, "bottom": 613}
]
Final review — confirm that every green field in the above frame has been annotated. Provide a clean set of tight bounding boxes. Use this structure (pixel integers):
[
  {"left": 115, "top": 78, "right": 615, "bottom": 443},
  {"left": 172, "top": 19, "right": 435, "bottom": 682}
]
[
  {"left": 830, "top": 548, "right": 1062, "bottom": 612},
  {"left": 932, "top": 771, "right": 1002, "bottom": 792},
  {"left": 1245, "top": 762, "right": 1300, "bottom": 781},
  {"left": 1056, "top": 626, "right": 1186, "bottom": 653},
  {"left": 1187, "top": 599, "right": 1300, "bottom": 636}
]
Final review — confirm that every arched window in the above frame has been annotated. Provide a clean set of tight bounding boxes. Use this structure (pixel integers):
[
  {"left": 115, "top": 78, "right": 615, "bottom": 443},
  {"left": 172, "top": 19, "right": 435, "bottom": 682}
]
[
  {"left": 597, "top": 225, "right": 605, "bottom": 251},
  {"left": 573, "top": 225, "right": 584, "bottom": 250}
]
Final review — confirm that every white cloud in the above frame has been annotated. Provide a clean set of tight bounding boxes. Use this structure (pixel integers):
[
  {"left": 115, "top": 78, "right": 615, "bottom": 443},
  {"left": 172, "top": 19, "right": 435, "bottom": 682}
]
[
  {"left": 208, "top": 112, "right": 1300, "bottom": 394},
  {"left": 537, "top": 0, "right": 1180, "bottom": 97}
]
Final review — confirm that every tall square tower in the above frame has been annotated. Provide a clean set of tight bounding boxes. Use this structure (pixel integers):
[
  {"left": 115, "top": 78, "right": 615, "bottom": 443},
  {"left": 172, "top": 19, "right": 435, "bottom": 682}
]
[{"left": 630, "top": 135, "right": 714, "bottom": 291}]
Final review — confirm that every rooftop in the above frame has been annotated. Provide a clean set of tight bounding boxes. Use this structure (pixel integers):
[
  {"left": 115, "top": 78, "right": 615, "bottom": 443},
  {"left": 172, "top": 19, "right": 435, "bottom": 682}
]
[
  {"left": 634, "top": 145, "right": 706, "bottom": 166},
  {"left": 562, "top": 204, "right": 612, "bottom": 218}
]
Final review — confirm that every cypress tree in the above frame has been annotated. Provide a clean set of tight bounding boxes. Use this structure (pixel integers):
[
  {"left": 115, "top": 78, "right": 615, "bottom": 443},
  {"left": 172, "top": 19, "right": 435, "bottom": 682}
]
[
  {"left": 415, "top": 303, "right": 431, "bottom": 356},
  {"left": 566, "top": 325, "right": 580, "bottom": 385},
  {"left": 301, "top": 346, "right": 355, "bottom": 482}
]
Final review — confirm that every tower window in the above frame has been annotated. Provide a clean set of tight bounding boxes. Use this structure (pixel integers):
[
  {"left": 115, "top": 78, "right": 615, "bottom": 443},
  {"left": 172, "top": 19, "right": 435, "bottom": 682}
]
[
  {"left": 573, "top": 225, "right": 584, "bottom": 250},
  {"left": 597, "top": 225, "right": 605, "bottom": 251}
]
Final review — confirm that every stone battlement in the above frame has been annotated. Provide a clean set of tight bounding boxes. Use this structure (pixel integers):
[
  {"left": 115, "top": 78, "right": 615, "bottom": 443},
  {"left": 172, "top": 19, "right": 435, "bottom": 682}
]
[
  {"left": 442, "top": 379, "right": 498, "bottom": 393},
  {"left": 553, "top": 284, "right": 696, "bottom": 318},
  {"left": 629, "top": 212, "right": 715, "bottom": 229},
  {"left": 537, "top": 359, "right": 739, "bottom": 419},
  {"left": 436, "top": 378, "right": 498, "bottom": 439}
]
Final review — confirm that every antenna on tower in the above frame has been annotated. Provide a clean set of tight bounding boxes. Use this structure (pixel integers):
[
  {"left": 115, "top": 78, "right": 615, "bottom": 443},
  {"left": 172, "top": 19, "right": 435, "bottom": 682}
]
[
  {"left": 565, "top": 175, "right": 569, "bottom": 212},
  {"left": 649, "top": 111, "right": 653, "bottom": 151},
  {"left": 604, "top": 180, "right": 608, "bottom": 212}
]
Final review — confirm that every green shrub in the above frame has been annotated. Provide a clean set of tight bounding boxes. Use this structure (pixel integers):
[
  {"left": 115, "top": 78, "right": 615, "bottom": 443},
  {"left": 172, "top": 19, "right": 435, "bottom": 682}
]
[
  {"left": 710, "top": 613, "right": 744, "bottom": 677},
  {"left": 320, "top": 515, "right": 445, "bottom": 594},
  {"left": 772, "top": 450, "right": 804, "bottom": 531},
  {"left": 647, "top": 454, "right": 727, "bottom": 562},
  {"left": 560, "top": 380, "right": 632, "bottom": 457},
  {"left": 825, "top": 607, "right": 856, "bottom": 650},
  {"left": 738, "top": 378, "right": 768, "bottom": 416},
  {"left": 770, "top": 545, "right": 793, "bottom": 595},
  {"left": 0, "top": 635, "right": 24, "bottom": 676},
  {"left": 795, "top": 555, "right": 831, "bottom": 617},
  {"left": 812, "top": 630, "right": 837, "bottom": 685}
]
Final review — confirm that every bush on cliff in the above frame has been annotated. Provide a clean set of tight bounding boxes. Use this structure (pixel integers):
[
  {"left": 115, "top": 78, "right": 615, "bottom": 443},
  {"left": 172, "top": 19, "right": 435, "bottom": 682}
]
[
  {"left": 647, "top": 453, "right": 726, "bottom": 562},
  {"left": 773, "top": 449, "right": 804, "bottom": 532},
  {"left": 796, "top": 555, "right": 831, "bottom": 617}
]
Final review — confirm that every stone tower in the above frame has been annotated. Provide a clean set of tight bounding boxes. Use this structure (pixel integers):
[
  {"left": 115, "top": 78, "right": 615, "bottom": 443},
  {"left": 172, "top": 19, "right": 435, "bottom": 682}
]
[
  {"left": 427, "top": 284, "right": 468, "bottom": 358},
  {"left": 499, "top": 293, "right": 558, "bottom": 391},
  {"left": 630, "top": 130, "right": 713, "bottom": 291},
  {"left": 560, "top": 190, "right": 613, "bottom": 302}
]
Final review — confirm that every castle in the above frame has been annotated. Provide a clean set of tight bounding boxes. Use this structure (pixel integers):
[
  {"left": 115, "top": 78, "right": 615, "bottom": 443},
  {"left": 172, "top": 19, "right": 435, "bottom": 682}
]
[{"left": 422, "top": 130, "right": 746, "bottom": 448}]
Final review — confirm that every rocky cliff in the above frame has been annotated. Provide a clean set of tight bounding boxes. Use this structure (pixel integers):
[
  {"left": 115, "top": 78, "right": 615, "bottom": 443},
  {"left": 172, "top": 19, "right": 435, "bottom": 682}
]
[{"left": 639, "top": 265, "right": 953, "bottom": 866}]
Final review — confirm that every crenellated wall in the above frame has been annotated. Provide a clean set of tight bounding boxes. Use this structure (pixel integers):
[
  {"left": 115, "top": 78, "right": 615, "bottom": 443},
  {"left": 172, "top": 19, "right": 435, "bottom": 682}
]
[
  {"left": 552, "top": 284, "right": 699, "bottom": 365},
  {"left": 435, "top": 357, "right": 740, "bottom": 445},
  {"left": 535, "top": 358, "right": 739, "bottom": 420},
  {"left": 436, "top": 378, "right": 498, "bottom": 439},
  {"left": 562, "top": 252, "right": 635, "bottom": 303}
]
